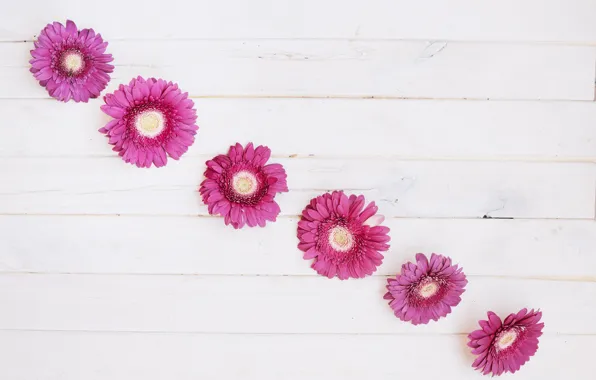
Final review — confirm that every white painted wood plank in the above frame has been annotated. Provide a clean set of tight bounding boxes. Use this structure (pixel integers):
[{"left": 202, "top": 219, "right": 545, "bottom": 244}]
[
  {"left": 3, "top": 41, "right": 595, "bottom": 100},
  {"left": 0, "top": 331, "right": 589, "bottom": 380},
  {"left": 3, "top": 99, "right": 596, "bottom": 159},
  {"left": 3, "top": 0, "right": 596, "bottom": 42},
  {"left": 0, "top": 158, "right": 593, "bottom": 218},
  {"left": 2, "top": 216, "right": 595, "bottom": 279},
  {"left": 0, "top": 274, "right": 593, "bottom": 333}
]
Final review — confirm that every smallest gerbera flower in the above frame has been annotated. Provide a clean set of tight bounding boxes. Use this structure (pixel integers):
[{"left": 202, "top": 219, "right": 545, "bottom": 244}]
[
  {"left": 30, "top": 20, "right": 114, "bottom": 102},
  {"left": 468, "top": 308, "right": 544, "bottom": 376},
  {"left": 384, "top": 253, "right": 467, "bottom": 325},
  {"left": 199, "top": 143, "right": 288, "bottom": 229}
]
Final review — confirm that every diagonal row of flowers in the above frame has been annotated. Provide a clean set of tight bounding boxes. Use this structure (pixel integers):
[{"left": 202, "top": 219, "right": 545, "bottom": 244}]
[{"left": 30, "top": 20, "right": 544, "bottom": 377}]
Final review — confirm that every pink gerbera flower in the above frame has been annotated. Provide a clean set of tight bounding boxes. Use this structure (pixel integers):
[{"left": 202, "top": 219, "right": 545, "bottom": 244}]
[
  {"left": 384, "top": 253, "right": 467, "bottom": 325},
  {"left": 468, "top": 308, "right": 544, "bottom": 376},
  {"left": 297, "top": 191, "right": 390, "bottom": 280},
  {"left": 29, "top": 20, "right": 114, "bottom": 102},
  {"left": 100, "top": 76, "right": 198, "bottom": 168},
  {"left": 199, "top": 143, "right": 288, "bottom": 229}
]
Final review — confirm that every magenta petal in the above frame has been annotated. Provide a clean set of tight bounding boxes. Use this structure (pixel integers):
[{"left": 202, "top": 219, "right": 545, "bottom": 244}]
[
  {"left": 102, "top": 106, "right": 125, "bottom": 118},
  {"left": 65, "top": 20, "right": 77, "bottom": 35}
]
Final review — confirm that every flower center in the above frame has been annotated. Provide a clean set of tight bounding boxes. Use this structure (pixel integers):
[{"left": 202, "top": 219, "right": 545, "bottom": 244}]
[
  {"left": 496, "top": 329, "right": 518, "bottom": 350},
  {"left": 135, "top": 110, "right": 165, "bottom": 137},
  {"left": 328, "top": 226, "right": 354, "bottom": 252},
  {"left": 61, "top": 51, "right": 84, "bottom": 74},
  {"left": 232, "top": 171, "right": 258, "bottom": 196},
  {"left": 418, "top": 281, "right": 439, "bottom": 298}
]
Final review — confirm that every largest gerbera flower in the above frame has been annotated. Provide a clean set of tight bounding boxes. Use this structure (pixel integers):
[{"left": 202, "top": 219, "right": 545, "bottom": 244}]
[
  {"left": 29, "top": 20, "right": 114, "bottom": 102},
  {"left": 384, "top": 253, "right": 467, "bottom": 325},
  {"left": 297, "top": 191, "right": 390, "bottom": 280},
  {"left": 100, "top": 76, "right": 198, "bottom": 168},
  {"left": 468, "top": 308, "right": 544, "bottom": 376},
  {"left": 200, "top": 143, "right": 288, "bottom": 229}
]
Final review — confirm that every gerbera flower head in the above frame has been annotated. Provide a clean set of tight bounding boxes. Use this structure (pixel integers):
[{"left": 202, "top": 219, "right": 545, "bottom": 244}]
[
  {"left": 468, "top": 308, "right": 544, "bottom": 376},
  {"left": 199, "top": 143, "right": 288, "bottom": 229},
  {"left": 99, "top": 76, "right": 198, "bottom": 168},
  {"left": 29, "top": 20, "right": 114, "bottom": 102},
  {"left": 297, "top": 191, "right": 390, "bottom": 280},
  {"left": 384, "top": 253, "right": 467, "bottom": 325}
]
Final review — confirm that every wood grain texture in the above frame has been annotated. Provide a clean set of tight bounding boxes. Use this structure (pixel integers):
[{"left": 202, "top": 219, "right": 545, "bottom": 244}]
[
  {"left": 0, "top": 158, "right": 593, "bottom": 218},
  {"left": 3, "top": 99, "right": 596, "bottom": 160},
  {"left": 3, "top": 41, "right": 595, "bottom": 100},
  {"left": 1, "top": 216, "right": 595, "bottom": 279},
  {"left": 0, "top": 331, "right": 590, "bottom": 380},
  {"left": 0, "top": 274, "right": 594, "bottom": 334},
  {"left": 2, "top": 0, "right": 596, "bottom": 42}
]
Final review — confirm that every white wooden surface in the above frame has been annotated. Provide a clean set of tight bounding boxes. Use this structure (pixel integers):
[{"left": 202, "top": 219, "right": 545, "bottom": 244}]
[{"left": 2, "top": 1, "right": 596, "bottom": 379}]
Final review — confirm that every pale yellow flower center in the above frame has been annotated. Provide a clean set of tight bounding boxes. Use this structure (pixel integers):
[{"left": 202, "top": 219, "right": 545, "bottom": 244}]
[
  {"left": 136, "top": 111, "right": 165, "bottom": 137},
  {"left": 497, "top": 330, "right": 518, "bottom": 350},
  {"left": 232, "top": 171, "right": 257, "bottom": 196},
  {"left": 419, "top": 281, "right": 439, "bottom": 298},
  {"left": 62, "top": 52, "right": 84, "bottom": 73},
  {"left": 328, "top": 226, "right": 354, "bottom": 252}
]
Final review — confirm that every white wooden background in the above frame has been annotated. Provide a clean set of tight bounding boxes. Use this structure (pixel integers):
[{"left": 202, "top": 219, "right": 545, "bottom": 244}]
[{"left": 1, "top": 1, "right": 596, "bottom": 379}]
